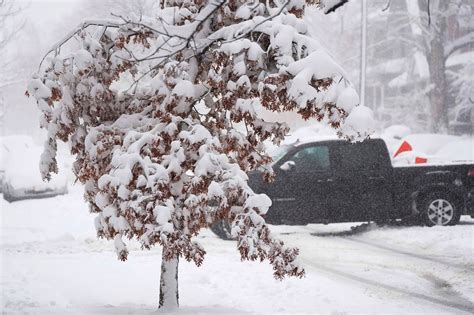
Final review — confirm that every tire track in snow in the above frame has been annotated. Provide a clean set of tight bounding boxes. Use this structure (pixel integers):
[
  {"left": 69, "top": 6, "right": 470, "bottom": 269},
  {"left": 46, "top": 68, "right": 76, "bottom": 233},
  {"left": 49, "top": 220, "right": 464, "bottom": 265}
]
[
  {"left": 300, "top": 257, "right": 474, "bottom": 314},
  {"left": 343, "top": 237, "right": 474, "bottom": 272},
  {"left": 276, "top": 226, "right": 473, "bottom": 313},
  {"left": 307, "top": 223, "right": 472, "bottom": 272}
]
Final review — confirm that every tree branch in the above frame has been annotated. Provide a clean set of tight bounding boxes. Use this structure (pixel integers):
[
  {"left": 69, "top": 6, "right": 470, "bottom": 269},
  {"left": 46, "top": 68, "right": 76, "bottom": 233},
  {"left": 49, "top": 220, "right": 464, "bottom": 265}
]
[
  {"left": 38, "top": 19, "right": 127, "bottom": 70},
  {"left": 444, "top": 30, "right": 474, "bottom": 60}
]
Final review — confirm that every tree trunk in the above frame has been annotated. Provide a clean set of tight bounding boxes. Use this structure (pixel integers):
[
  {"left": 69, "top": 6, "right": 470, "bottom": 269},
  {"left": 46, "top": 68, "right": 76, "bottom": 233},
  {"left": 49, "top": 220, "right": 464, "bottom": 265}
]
[
  {"left": 428, "top": 37, "right": 448, "bottom": 132},
  {"left": 159, "top": 251, "right": 179, "bottom": 310},
  {"left": 427, "top": 0, "right": 449, "bottom": 133}
]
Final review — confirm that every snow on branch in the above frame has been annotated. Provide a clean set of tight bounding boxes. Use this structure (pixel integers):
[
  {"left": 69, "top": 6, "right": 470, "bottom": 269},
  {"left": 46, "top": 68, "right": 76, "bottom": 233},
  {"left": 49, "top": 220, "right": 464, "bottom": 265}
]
[{"left": 39, "top": 19, "right": 125, "bottom": 70}]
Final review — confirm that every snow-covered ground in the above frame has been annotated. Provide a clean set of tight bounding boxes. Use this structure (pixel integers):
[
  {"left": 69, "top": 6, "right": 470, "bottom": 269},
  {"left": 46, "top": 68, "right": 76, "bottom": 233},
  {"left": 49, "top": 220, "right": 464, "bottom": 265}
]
[{"left": 1, "top": 185, "right": 473, "bottom": 314}]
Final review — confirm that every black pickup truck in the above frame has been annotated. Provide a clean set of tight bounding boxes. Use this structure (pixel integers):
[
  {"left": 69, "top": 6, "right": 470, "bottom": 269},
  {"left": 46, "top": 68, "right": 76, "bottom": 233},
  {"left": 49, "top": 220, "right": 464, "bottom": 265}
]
[{"left": 211, "top": 138, "right": 474, "bottom": 239}]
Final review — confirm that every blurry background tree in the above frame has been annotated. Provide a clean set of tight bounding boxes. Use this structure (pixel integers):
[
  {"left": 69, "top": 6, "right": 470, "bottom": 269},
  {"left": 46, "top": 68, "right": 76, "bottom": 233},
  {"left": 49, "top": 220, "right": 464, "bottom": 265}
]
[
  {"left": 306, "top": 0, "right": 474, "bottom": 135},
  {"left": 415, "top": 0, "right": 473, "bottom": 133},
  {"left": 80, "top": 0, "right": 161, "bottom": 20},
  {"left": 0, "top": 0, "right": 24, "bottom": 129},
  {"left": 0, "top": 0, "right": 23, "bottom": 67}
]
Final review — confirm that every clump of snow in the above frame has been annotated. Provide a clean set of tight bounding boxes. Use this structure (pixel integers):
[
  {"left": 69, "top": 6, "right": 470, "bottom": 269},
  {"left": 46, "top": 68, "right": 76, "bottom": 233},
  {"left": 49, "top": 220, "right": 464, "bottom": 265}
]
[
  {"left": 339, "top": 105, "right": 375, "bottom": 141},
  {"left": 154, "top": 205, "right": 172, "bottom": 225},
  {"left": 208, "top": 181, "right": 224, "bottom": 198},
  {"left": 74, "top": 49, "right": 94, "bottom": 71},
  {"left": 285, "top": 50, "right": 348, "bottom": 108},
  {"left": 172, "top": 80, "right": 196, "bottom": 98},
  {"left": 247, "top": 42, "right": 264, "bottom": 61},
  {"left": 336, "top": 86, "right": 359, "bottom": 113},
  {"left": 27, "top": 77, "right": 52, "bottom": 99},
  {"left": 244, "top": 194, "right": 272, "bottom": 215},
  {"left": 235, "top": 3, "right": 254, "bottom": 20}
]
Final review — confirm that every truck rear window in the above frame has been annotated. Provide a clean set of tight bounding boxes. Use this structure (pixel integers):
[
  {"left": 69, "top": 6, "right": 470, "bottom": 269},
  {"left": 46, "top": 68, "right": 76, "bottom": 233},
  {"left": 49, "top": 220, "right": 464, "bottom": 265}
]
[{"left": 337, "top": 142, "right": 386, "bottom": 171}]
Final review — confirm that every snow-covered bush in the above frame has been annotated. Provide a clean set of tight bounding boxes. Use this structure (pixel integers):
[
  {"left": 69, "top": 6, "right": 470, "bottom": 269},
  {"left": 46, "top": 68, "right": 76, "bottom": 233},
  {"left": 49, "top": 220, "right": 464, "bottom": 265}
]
[{"left": 29, "top": 0, "right": 363, "bottom": 309}]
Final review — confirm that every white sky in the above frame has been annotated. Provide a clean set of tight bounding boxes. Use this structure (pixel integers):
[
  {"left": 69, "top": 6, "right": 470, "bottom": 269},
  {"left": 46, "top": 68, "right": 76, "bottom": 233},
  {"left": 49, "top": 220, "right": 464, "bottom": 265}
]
[
  {"left": 2, "top": 0, "right": 85, "bottom": 137},
  {"left": 17, "top": 0, "right": 82, "bottom": 51}
]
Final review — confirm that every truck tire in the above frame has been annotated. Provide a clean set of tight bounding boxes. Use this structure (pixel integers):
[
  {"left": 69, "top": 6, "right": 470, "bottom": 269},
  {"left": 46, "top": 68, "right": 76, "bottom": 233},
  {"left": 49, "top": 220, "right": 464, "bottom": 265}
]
[
  {"left": 210, "top": 220, "right": 233, "bottom": 240},
  {"left": 421, "top": 192, "right": 461, "bottom": 227}
]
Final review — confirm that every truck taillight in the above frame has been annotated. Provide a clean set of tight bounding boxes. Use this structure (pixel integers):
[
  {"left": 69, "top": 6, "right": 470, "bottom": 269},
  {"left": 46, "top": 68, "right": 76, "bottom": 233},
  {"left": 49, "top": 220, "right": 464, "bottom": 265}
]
[{"left": 468, "top": 170, "right": 474, "bottom": 176}]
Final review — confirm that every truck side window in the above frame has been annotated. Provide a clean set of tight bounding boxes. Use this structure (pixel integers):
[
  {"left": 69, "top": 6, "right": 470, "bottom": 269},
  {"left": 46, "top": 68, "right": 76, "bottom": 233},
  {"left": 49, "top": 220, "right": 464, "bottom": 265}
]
[{"left": 290, "top": 146, "right": 330, "bottom": 172}]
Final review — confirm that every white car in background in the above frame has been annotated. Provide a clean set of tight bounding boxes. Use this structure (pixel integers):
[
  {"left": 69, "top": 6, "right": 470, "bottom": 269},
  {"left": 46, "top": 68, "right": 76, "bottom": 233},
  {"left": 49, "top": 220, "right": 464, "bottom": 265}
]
[{"left": 1, "top": 135, "right": 68, "bottom": 202}]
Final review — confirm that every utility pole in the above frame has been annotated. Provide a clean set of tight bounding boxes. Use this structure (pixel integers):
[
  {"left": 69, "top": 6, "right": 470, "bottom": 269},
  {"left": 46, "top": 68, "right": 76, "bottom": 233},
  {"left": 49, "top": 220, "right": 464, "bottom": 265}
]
[{"left": 360, "top": 0, "right": 367, "bottom": 106}]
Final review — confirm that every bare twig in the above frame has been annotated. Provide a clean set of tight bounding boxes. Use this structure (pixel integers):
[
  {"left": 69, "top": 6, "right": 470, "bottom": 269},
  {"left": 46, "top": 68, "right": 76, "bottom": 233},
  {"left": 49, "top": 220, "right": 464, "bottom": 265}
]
[
  {"left": 38, "top": 19, "right": 127, "bottom": 71},
  {"left": 427, "top": 0, "right": 431, "bottom": 26}
]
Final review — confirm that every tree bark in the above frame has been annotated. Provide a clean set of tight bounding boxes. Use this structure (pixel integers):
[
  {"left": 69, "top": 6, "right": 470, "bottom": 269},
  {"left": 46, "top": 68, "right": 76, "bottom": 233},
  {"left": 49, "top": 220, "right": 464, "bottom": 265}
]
[
  {"left": 428, "top": 37, "right": 448, "bottom": 132},
  {"left": 159, "top": 251, "right": 179, "bottom": 310},
  {"left": 426, "top": 0, "right": 449, "bottom": 133}
]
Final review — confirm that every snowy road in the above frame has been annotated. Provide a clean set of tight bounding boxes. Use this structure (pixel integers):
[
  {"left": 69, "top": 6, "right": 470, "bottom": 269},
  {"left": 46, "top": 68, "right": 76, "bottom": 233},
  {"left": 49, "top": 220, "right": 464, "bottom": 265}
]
[
  {"left": 275, "top": 224, "right": 474, "bottom": 314},
  {"left": 1, "top": 185, "right": 473, "bottom": 314}
]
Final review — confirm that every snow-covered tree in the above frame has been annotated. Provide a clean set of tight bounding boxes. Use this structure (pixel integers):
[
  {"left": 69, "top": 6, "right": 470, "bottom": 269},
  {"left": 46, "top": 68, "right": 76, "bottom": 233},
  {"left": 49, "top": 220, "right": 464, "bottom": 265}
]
[
  {"left": 29, "top": 0, "right": 366, "bottom": 309},
  {"left": 416, "top": 0, "right": 471, "bottom": 131},
  {"left": 308, "top": 1, "right": 474, "bottom": 132},
  {"left": 377, "top": 0, "right": 474, "bottom": 131},
  {"left": 450, "top": 60, "right": 474, "bottom": 133}
]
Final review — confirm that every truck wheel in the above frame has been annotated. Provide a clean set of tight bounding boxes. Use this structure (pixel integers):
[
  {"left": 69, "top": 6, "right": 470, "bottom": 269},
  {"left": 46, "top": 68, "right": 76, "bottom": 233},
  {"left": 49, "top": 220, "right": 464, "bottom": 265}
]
[
  {"left": 210, "top": 220, "right": 233, "bottom": 240},
  {"left": 421, "top": 193, "right": 461, "bottom": 227}
]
